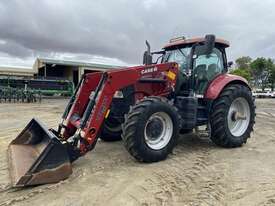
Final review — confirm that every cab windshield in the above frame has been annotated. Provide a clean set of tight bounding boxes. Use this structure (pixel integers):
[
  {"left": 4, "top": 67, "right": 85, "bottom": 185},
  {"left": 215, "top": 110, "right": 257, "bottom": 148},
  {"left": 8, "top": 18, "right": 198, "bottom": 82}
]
[{"left": 162, "top": 47, "right": 191, "bottom": 73}]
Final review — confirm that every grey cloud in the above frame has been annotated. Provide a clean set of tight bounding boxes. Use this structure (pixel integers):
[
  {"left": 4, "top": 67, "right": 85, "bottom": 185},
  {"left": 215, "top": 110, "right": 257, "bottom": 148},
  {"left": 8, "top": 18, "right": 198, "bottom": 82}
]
[
  {"left": 1, "top": 0, "right": 275, "bottom": 66},
  {"left": 0, "top": 39, "right": 33, "bottom": 57}
]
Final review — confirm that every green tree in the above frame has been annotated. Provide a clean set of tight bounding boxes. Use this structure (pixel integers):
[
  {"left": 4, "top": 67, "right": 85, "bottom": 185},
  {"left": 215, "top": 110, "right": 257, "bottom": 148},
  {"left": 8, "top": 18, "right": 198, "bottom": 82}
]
[
  {"left": 250, "top": 58, "right": 271, "bottom": 90},
  {"left": 268, "top": 63, "right": 275, "bottom": 91},
  {"left": 235, "top": 56, "right": 252, "bottom": 70},
  {"left": 230, "top": 68, "right": 251, "bottom": 81}
]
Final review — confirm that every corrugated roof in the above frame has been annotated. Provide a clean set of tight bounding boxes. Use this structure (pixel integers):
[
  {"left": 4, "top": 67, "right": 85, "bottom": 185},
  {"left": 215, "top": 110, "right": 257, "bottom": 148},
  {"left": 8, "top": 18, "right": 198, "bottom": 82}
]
[{"left": 37, "top": 58, "right": 123, "bottom": 69}]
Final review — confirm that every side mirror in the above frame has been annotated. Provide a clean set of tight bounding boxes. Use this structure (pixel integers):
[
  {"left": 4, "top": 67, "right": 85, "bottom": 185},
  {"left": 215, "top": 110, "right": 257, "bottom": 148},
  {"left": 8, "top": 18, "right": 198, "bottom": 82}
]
[
  {"left": 143, "top": 40, "right": 152, "bottom": 65},
  {"left": 193, "top": 34, "right": 216, "bottom": 57},
  {"left": 227, "top": 61, "right": 233, "bottom": 68},
  {"left": 204, "top": 34, "right": 216, "bottom": 55}
]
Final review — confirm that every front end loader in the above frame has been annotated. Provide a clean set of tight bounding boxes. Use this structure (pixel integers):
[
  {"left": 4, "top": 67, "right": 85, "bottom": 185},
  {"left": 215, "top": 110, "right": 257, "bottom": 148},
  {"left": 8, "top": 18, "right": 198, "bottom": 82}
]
[{"left": 7, "top": 34, "right": 255, "bottom": 187}]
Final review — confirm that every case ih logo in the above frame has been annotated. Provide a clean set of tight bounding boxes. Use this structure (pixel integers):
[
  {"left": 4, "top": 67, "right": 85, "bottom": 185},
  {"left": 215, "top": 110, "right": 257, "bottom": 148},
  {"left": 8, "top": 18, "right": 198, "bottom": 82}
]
[{"left": 141, "top": 67, "right": 158, "bottom": 75}]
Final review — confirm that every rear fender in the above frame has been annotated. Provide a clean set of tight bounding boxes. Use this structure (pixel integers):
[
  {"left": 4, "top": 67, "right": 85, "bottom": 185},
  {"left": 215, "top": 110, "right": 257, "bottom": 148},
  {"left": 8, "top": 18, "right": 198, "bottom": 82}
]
[{"left": 204, "top": 74, "right": 250, "bottom": 100}]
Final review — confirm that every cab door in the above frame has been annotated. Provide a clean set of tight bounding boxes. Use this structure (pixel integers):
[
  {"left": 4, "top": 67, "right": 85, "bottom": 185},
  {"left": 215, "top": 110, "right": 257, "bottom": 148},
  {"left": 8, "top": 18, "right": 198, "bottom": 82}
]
[{"left": 192, "top": 47, "right": 226, "bottom": 95}]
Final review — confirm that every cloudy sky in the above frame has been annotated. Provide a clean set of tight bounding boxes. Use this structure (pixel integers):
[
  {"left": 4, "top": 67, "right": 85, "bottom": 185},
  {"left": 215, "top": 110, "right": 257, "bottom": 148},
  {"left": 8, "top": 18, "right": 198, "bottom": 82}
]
[{"left": 0, "top": 0, "right": 275, "bottom": 67}]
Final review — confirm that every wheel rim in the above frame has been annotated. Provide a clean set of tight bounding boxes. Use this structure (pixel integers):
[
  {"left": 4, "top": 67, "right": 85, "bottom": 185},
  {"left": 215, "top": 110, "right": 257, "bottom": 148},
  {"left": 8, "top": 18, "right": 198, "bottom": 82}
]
[
  {"left": 227, "top": 97, "right": 251, "bottom": 137},
  {"left": 144, "top": 112, "right": 173, "bottom": 150}
]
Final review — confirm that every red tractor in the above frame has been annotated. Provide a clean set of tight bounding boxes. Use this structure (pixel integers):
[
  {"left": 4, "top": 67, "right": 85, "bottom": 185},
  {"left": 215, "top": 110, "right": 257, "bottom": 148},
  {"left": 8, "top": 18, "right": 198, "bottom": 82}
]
[{"left": 8, "top": 35, "right": 255, "bottom": 187}]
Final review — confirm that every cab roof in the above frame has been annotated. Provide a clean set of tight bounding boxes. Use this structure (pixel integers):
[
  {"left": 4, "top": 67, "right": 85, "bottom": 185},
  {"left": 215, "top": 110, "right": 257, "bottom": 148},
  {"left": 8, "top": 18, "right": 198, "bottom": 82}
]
[{"left": 163, "top": 37, "right": 230, "bottom": 50}]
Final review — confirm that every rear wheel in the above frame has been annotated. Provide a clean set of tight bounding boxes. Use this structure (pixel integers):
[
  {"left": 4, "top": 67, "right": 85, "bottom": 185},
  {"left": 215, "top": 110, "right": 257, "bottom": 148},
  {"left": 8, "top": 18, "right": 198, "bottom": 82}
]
[
  {"left": 210, "top": 84, "right": 255, "bottom": 148},
  {"left": 122, "top": 97, "right": 180, "bottom": 162}
]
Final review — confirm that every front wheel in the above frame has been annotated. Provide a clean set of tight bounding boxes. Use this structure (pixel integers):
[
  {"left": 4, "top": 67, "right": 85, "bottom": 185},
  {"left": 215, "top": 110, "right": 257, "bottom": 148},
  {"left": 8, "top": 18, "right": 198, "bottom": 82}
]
[
  {"left": 210, "top": 84, "right": 255, "bottom": 148},
  {"left": 122, "top": 97, "right": 180, "bottom": 162}
]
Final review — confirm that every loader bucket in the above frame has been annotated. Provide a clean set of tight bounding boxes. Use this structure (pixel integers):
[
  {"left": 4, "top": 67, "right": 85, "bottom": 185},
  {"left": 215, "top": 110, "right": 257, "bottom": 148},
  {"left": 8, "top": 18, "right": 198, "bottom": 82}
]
[{"left": 8, "top": 118, "right": 72, "bottom": 187}]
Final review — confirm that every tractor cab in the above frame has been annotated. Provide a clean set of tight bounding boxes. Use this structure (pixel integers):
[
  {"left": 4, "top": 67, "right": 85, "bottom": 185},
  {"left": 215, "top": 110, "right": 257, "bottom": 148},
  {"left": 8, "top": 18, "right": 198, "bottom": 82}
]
[
  {"left": 163, "top": 35, "right": 230, "bottom": 95},
  {"left": 145, "top": 35, "right": 230, "bottom": 96}
]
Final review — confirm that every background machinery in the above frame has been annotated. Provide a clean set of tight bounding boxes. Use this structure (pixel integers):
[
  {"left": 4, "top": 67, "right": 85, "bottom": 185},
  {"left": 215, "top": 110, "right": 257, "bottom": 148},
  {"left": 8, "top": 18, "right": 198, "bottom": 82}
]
[
  {"left": 0, "top": 75, "right": 74, "bottom": 103},
  {"left": 7, "top": 34, "right": 255, "bottom": 187}
]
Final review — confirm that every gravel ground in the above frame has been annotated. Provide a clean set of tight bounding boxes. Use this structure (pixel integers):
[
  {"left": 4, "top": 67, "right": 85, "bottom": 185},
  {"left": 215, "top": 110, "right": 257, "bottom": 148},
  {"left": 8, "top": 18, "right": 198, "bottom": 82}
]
[{"left": 0, "top": 98, "right": 274, "bottom": 206}]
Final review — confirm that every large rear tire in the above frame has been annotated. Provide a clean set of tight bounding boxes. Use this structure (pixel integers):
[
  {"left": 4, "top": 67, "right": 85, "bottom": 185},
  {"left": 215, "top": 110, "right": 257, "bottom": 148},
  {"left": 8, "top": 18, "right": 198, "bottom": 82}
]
[
  {"left": 210, "top": 84, "right": 255, "bottom": 148},
  {"left": 122, "top": 97, "right": 180, "bottom": 162}
]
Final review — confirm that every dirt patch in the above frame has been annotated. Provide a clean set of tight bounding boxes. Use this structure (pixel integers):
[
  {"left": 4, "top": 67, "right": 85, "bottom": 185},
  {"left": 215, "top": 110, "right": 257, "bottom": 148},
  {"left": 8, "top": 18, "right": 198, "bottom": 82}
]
[{"left": 0, "top": 98, "right": 274, "bottom": 206}]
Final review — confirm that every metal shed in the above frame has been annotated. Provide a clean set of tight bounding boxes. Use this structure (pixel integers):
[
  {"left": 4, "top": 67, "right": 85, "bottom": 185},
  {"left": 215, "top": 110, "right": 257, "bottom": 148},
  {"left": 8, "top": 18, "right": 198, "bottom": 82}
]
[{"left": 33, "top": 58, "right": 122, "bottom": 86}]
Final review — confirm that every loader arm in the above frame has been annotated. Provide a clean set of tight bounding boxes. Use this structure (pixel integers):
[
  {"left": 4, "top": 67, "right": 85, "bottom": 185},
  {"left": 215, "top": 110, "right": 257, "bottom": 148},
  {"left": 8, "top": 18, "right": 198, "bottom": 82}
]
[{"left": 61, "top": 62, "right": 179, "bottom": 156}]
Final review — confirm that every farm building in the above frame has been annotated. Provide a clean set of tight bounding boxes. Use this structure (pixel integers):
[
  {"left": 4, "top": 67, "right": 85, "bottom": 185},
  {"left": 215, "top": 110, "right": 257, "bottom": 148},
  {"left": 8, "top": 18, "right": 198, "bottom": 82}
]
[
  {"left": 33, "top": 58, "right": 122, "bottom": 86},
  {"left": 0, "top": 58, "right": 122, "bottom": 86},
  {"left": 0, "top": 59, "right": 123, "bottom": 97}
]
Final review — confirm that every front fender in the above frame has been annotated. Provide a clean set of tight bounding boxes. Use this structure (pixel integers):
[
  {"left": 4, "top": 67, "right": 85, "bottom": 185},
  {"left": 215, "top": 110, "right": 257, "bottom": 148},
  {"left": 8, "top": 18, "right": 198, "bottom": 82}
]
[{"left": 204, "top": 74, "right": 250, "bottom": 100}]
